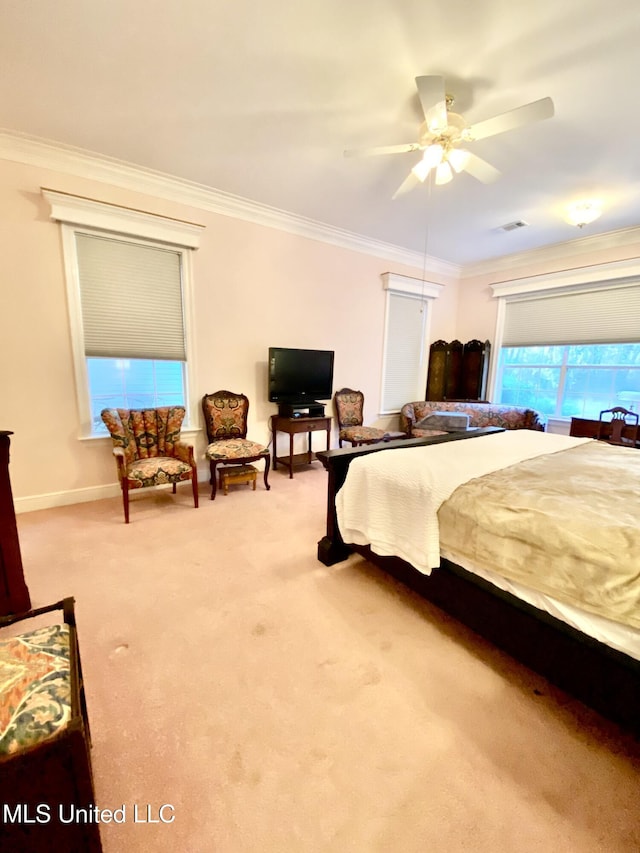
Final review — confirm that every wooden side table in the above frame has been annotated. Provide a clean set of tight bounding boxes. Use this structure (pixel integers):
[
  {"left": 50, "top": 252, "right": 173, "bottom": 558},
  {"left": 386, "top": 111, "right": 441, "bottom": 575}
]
[{"left": 271, "top": 415, "right": 332, "bottom": 478}]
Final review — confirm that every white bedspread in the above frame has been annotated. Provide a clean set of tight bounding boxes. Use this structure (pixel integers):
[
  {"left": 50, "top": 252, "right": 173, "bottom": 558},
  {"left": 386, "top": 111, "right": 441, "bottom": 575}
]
[{"left": 335, "top": 430, "right": 589, "bottom": 575}]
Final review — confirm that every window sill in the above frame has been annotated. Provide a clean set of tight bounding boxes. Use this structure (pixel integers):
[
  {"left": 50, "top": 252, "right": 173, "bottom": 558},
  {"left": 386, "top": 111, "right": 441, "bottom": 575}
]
[{"left": 546, "top": 417, "right": 571, "bottom": 435}]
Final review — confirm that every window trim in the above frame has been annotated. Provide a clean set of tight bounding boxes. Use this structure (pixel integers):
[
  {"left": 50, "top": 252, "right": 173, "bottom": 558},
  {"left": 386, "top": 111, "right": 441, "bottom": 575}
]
[
  {"left": 43, "top": 190, "right": 204, "bottom": 438},
  {"left": 379, "top": 273, "right": 443, "bottom": 415}
]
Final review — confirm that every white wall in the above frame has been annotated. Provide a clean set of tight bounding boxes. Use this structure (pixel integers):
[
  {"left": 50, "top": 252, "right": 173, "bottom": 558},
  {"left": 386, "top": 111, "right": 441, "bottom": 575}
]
[
  {"left": 0, "top": 157, "right": 459, "bottom": 509},
  {"left": 8, "top": 145, "right": 635, "bottom": 510}
]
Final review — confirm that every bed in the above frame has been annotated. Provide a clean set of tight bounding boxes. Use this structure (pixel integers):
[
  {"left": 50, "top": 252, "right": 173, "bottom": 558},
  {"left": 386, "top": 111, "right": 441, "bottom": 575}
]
[{"left": 316, "top": 427, "right": 640, "bottom": 735}]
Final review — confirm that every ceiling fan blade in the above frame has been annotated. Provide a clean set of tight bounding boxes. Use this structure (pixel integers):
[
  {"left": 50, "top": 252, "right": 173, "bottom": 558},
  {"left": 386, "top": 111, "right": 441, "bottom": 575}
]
[
  {"left": 415, "top": 75, "right": 448, "bottom": 133},
  {"left": 392, "top": 171, "right": 421, "bottom": 200},
  {"left": 344, "top": 142, "right": 420, "bottom": 157},
  {"left": 465, "top": 96, "right": 554, "bottom": 142},
  {"left": 461, "top": 152, "right": 500, "bottom": 183}
]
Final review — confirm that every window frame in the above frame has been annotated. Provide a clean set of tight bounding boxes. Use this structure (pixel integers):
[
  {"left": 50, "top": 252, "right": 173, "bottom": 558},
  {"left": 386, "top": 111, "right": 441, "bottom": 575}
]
[
  {"left": 490, "top": 258, "right": 640, "bottom": 420},
  {"left": 43, "top": 190, "right": 203, "bottom": 438},
  {"left": 379, "top": 272, "right": 443, "bottom": 415}
]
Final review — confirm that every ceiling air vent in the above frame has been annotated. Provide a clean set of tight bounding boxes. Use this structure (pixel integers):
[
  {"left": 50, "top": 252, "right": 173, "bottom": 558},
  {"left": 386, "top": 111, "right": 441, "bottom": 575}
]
[{"left": 499, "top": 220, "right": 529, "bottom": 232}]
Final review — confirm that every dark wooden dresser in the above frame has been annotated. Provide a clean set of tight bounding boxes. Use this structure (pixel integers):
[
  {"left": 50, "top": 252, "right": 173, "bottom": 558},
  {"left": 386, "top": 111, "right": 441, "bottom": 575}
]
[{"left": 0, "top": 431, "right": 31, "bottom": 615}]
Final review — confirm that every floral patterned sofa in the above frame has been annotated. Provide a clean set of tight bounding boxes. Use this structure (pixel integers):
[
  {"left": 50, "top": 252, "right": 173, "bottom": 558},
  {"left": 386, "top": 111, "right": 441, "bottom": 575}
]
[{"left": 400, "top": 400, "right": 545, "bottom": 438}]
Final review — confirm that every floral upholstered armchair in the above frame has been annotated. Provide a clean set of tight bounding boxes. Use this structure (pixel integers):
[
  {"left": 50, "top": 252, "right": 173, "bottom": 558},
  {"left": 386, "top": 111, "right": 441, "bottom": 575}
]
[
  {"left": 334, "top": 388, "right": 405, "bottom": 447},
  {"left": 202, "top": 391, "right": 271, "bottom": 500},
  {"left": 101, "top": 406, "right": 198, "bottom": 523}
]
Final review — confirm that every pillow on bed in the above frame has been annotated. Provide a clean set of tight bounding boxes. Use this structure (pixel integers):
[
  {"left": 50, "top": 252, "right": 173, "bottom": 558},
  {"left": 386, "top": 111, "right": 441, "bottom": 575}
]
[{"left": 415, "top": 411, "right": 470, "bottom": 431}]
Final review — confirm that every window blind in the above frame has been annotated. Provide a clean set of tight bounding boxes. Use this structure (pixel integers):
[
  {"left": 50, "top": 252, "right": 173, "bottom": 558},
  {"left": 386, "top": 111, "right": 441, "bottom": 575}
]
[
  {"left": 502, "top": 282, "right": 640, "bottom": 347},
  {"left": 381, "top": 293, "right": 426, "bottom": 411},
  {"left": 76, "top": 233, "right": 186, "bottom": 360}
]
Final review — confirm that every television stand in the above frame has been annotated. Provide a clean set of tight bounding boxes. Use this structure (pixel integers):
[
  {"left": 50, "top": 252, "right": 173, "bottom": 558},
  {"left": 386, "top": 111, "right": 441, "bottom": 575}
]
[
  {"left": 278, "top": 401, "right": 325, "bottom": 418},
  {"left": 271, "top": 414, "right": 332, "bottom": 478}
]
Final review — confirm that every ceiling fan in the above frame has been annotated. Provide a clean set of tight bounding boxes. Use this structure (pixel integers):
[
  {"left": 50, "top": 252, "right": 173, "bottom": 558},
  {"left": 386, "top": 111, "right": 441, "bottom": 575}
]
[{"left": 345, "top": 75, "right": 554, "bottom": 199}]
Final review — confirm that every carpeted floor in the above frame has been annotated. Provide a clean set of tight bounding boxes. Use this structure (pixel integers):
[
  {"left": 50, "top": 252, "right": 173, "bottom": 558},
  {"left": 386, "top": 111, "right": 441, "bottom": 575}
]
[{"left": 13, "top": 464, "right": 640, "bottom": 852}]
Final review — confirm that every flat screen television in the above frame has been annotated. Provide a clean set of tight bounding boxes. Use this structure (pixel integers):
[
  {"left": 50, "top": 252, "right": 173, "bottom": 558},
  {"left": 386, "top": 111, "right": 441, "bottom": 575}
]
[{"left": 268, "top": 347, "right": 334, "bottom": 403}]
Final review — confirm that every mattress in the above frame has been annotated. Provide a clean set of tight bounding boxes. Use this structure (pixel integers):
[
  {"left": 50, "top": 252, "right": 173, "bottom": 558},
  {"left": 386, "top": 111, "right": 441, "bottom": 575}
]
[
  {"left": 441, "top": 546, "right": 640, "bottom": 663},
  {"left": 336, "top": 430, "right": 589, "bottom": 574}
]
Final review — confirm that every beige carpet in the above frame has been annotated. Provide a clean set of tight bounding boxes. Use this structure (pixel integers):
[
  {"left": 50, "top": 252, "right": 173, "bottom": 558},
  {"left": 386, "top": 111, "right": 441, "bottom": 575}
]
[{"left": 14, "top": 465, "right": 640, "bottom": 852}]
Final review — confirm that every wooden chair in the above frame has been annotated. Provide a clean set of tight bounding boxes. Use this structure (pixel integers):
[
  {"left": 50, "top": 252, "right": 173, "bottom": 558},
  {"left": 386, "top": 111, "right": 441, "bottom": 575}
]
[
  {"left": 202, "top": 391, "right": 271, "bottom": 500},
  {"left": 334, "top": 388, "right": 404, "bottom": 447},
  {"left": 101, "top": 406, "right": 199, "bottom": 523},
  {"left": 598, "top": 406, "right": 640, "bottom": 447}
]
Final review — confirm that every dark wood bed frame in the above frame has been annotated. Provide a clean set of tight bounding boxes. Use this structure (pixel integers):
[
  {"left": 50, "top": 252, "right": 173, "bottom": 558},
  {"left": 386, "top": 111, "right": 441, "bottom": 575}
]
[{"left": 316, "top": 428, "right": 640, "bottom": 737}]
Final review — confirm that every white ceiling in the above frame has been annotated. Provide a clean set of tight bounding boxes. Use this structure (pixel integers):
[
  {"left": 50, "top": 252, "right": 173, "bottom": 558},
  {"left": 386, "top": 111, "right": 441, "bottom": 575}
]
[{"left": 2, "top": 0, "right": 640, "bottom": 266}]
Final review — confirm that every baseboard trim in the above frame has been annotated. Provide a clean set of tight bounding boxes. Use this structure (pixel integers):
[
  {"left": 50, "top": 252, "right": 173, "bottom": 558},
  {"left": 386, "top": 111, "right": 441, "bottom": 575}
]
[
  {"left": 15, "top": 463, "right": 212, "bottom": 514},
  {"left": 15, "top": 483, "right": 121, "bottom": 514}
]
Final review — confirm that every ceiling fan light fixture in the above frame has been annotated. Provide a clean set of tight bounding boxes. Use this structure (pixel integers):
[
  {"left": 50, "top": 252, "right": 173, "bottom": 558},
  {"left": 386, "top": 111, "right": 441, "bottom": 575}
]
[
  {"left": 447, "top": 148, "right": 470, "bottom": 173},
  {"left": 411, "top": 159, "right": 432, "bottom": 182},
  {"left": 381, "top": 75, "right": 553, "bottom": 199},
  {"left": 424, "top": 143, "right": 444, "bottom": 168},
  {"left": 435, "top": 160, "right": 453, "bottom": 185},
  {"left": 566, "top": 200, "right": 602, "bottom": 228},
  {"left": 411, "top": 144, "right": 444, "bottom": 183}
]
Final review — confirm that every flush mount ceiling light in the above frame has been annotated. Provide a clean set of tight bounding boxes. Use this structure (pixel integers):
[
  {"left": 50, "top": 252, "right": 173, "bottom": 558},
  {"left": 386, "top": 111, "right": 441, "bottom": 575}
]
[{"left": 566, "top": 200, "right": 602, "bottom": 228}]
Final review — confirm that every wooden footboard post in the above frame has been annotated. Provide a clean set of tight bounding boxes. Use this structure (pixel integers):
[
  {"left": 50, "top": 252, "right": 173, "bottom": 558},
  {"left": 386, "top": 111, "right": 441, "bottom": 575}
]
[{"left": 316, "top": 449, "right": 351, "bottom": 565}]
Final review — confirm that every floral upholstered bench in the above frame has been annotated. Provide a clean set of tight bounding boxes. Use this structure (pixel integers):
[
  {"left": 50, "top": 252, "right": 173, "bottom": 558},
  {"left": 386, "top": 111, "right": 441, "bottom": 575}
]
[
  {"left": 1, "top": 622, "right": 72, "bottom": 754},
  {"left": 0, "top": 598, "right": 102, "bottom": 851},
  {"left": 400, "top": 400, "right": 545, "bottom": 438}
]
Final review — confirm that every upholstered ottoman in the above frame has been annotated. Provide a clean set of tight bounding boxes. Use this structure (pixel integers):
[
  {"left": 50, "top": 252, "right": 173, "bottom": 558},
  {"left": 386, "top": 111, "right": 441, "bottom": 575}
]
[
  {"left": 219, "top": 464, "right": 257, "bottom": 495},
  {"left": 0, "top": 598, "right": 101, "bottom": 851}
]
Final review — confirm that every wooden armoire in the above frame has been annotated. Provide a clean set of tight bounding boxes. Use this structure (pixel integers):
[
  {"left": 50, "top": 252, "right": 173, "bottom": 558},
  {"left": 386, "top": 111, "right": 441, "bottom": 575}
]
[{"left": 425, "top": 339, "right": 491, "bottom": 401}]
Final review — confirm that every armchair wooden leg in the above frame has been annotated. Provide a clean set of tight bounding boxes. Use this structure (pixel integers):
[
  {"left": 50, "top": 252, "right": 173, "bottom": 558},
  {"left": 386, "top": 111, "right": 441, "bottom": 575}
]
[
  {"left": 191, "top": 468, "right": 199, "bottom": 508},
  {"left": 263, "top": 456, "right": 271, "bottom": 491},
  {"left": 121, "top": 480, "right": 130, "bottom": 524},
  {"left": 172, "top": 483, "right": 177, "bottom": 494}
]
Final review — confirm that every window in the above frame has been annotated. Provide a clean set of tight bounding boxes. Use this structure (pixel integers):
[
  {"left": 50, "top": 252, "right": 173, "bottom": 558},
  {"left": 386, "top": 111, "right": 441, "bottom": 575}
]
[
  {"left": 380, "top": 273, "right": 443, "bottom": 413},
  {"left": 75, "top": 231, "right": 187, "bottom": 435},
  {"left": 497, "top": 344, "right": 640, "bottom": 419},
  {"left": 492, "top": 264, "right": 640, "bottom": 421},
  {"left": 87, "top": 357, "right": 186, "bottom": 435},
  {"left": 43, "top": 191, "right": 203, "bottom": 437}
]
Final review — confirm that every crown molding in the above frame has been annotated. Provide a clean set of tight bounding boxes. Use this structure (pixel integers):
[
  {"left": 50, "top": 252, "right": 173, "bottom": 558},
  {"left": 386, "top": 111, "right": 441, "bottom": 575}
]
[
  {"left": 460, "top": 225, "right": 640, "bottom": 281},
  {"left": 0, "top": 129, "right": 460, "bottom": 277}
]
